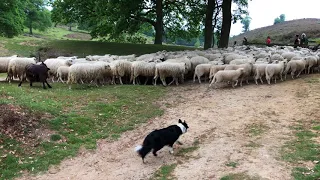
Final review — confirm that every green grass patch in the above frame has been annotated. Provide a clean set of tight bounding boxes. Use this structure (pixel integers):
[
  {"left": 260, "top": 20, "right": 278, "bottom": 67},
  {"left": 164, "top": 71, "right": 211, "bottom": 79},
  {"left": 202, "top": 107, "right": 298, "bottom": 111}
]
[
  {"left": 220, "top": 172, "right": 260, "bottom": 180},
  {"left": 225, "top": 161, "right": 239, "bottom": 168},
  {"left": 0, "top": 82, "right": 166, "bottom": 179},
  {"left": 281, "top": 122, "right": 320, "bottom": 179},
  {"left": 151, "top": 163, "right": 177, "bottom": 180},
  {"left": 176, "top": 139, "right": 200, "bottom": 157},
  {"left": 246, "top": 123, "right": 269, "bottom": 137}
]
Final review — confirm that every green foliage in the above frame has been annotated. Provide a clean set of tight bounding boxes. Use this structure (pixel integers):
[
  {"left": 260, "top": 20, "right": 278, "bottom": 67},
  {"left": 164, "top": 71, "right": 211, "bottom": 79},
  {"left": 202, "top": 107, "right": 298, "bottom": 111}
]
[
  {"left": 24, "top": 0, "right": 52, "bottom": 34},
  {"left": 241, "top": 15, "right": 251, "bottom": 32},
  {"left": 0, "top": 0, "right": 25, "bottom": 38},
  {"left": 274, "top": 14, "right": 286, "bottom": 24},
  {"left": 194, "top": 38, "right": 201, "bottom": 48}
]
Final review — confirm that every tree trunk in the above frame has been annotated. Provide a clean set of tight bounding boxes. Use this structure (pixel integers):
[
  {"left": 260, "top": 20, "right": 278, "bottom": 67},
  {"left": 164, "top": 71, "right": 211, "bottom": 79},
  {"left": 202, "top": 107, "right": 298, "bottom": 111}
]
[
  {"left": 219, "top": 0, "right": 232, "bottom": 48},
  {"left": 29, "top": 21, "right": 33, "bottom": 35},
  {"left": 212, "top": 4, "right": 221, "bottom": 48},
  {"left": 204, "top": 0, "right": 215, "bottom": 49},
  {"left": 154, "top": 0, "right": 163, "bottom": 45},
  {"left": 69, "top": 24, "right": 72, "bottom": 31}
]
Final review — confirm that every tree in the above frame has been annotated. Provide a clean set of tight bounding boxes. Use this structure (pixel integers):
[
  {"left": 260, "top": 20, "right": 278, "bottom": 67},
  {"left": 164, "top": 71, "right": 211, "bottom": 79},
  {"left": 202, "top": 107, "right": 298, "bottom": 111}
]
[
  {"left": 274, "top": 14, "right": 285, "bottom": 24},
  {"left": 24, "top": 0, "right": 52, "bottom": 35},
  {"left": 219, "top": 0, "right": 249, "bottom": 48},
  {"left": 241, "top": 15, "right": 251, "bottom": 32},
  {"left": 0, "top": 0, "right": 25, "bottom": 38},
  {"left": 204, "top": 0, "right": 216, "bottom": 49},
  {"left": 51, "top": 0, "right": 203, "bottom": 45}
]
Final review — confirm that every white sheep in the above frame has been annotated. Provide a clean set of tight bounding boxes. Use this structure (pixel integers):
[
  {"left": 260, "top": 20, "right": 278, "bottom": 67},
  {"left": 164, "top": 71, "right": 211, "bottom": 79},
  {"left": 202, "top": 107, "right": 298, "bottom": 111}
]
[
  {"left": 67, "top": 62, "right": 111, "bottom": 89},
  {"left": 303, "top": 56, "right": 318, "bottom": 74},
  {"left": 113, "top": 60, "right": 132, "bottom": 85},
  {"left": 223, "top": 54, "right": 248, "bottom": 64},
  {"left": 154, "top": 62, "right": 187, "bottom": 86},
  {"left": 0, "top": 55, "right": 17, "bottom": 80},
  {"left": 229, "top": 58, "right": 255, "bottom": 65},
  {"left": 224, "top": 62, "right": 253, "bottom": 86},
  {"left": 281, "top": 52, "right": 298, "bottom": 61},
  {"left": 253, "top": 64, "right": 268, "bottom": 85},
  {"left": 56, "top": 66, "right": 70, "bottom": 83},
  {"left": 44, "top": 58, "right": 74, "bottom": 82},
  {"left": 7, "top": 57, "right": 36, "bottom": 82},
  {"left": 209, "top": 68, "right": 245, "bottom": 88},
  {"left": 209, "top": 65, "right": 227, "bottom": 83},
  {"left": 130, "top": 61, "right": 156, "bottom": 85},
  {"left": 265, "top": 61, "right": 287, "bottom": 84},
  {"left": 193, "top": 64, "right": 212, "bottom": 83},
  {"left": 189, "top": 56, "right": 210, "bottom": 73},
  {"left": 270, "top": 54, "right": 284, "bottom": 61},
  {"left": 283, "top": 60, "right": 306, "bottom": 80}
]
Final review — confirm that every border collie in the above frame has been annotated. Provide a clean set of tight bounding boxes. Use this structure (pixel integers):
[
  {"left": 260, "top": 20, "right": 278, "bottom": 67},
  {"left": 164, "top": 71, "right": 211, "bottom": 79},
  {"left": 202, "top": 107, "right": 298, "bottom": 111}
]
[{"left": 134, "top": 119, "right": 189, "bottom": 163}]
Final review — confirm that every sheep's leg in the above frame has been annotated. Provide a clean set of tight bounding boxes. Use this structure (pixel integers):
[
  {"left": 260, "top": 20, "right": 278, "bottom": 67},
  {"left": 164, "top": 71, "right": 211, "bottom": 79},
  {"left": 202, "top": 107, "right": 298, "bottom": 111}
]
[
  {"left": 160, "top": 77, "right": 167, "bottom": 86},
  {"left": 45, "top": 80, "right": 52, "bottom": 88},
  {"left": 240, "top": 78, "right": 243, "bottom": 87},
  {"left": 198, "top": 75, "right": 201, "bottom": 84},
  {"left": 232, "top": 81, "right": 235, "bottom": 88},
  {"left": 280, "top": 74, "right": 283, "bottom": 81},
  {"left": 246, "top": 78, "right": 249, "bottom": 84},
  {"left": 234, "top": 80, "right": 238, "bottom": 87},
  {"left": 274, "top": 76, "right": 277, "bottom": 84},
  {"left": 144, "top": 77, "right": 149, "bottom": 85},
  {"left": 133, "top": 77, "right": 136, "bottom": 85},
  {"left": 291, "top": 72, "right": 295, "bottom": 79},
  {"left": 119, "top": 76, "right": 123, "bottom": 85},
  {"left": 175, "top": 78, "right": 179, "bottom": 86},
  {"left": 254, "top": 77, "right": 258, "bottom": 85},
  {"left": 259, "top": 77, "right": 264, "bottom": 84},
  {"left": 42, "top": 82, "right": 47, "bottom": 89},
  {"left": 193, "top": 73, "right": 196, "bottom": 83},
  {"left": 168, "top": 78, "right": 175, "bottom": 86}
]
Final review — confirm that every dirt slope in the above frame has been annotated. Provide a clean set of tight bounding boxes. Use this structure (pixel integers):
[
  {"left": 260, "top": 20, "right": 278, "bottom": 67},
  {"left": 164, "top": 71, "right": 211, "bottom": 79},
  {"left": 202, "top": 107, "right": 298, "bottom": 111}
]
[{"left": 18, "top": 75, "right": 319, "bottom": 180}]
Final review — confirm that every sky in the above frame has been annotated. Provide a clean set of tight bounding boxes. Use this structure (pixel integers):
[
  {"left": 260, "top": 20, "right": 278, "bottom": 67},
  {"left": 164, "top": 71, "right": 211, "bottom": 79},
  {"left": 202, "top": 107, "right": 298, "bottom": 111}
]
[{"left": 230, "top": 0, "right": 320, "bottom": 37}]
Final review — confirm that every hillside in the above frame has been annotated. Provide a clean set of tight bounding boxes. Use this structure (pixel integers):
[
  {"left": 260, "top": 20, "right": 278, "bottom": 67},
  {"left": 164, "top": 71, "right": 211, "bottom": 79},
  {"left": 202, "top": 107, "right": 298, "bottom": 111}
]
[{"left": 230, "top": 18, "right": 320, "bottom": 46}]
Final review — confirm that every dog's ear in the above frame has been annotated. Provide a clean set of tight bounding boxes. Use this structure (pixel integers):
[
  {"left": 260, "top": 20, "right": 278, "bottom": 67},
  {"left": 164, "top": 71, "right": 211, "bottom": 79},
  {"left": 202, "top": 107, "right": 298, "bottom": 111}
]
[
  {"left": 184, "top": 120, "right": 187, "bottom": 124},
  {"left": 178, "top": 119, "right": 182, "bottom": 123}
]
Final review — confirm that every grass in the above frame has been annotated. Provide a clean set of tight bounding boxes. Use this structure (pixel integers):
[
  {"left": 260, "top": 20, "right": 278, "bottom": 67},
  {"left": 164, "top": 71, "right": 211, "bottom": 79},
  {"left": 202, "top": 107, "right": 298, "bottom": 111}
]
[
  {"left": 0, "top": 82, "right": 166, "bottom": 179},
  {"left": 220, "top": 172, "right": 260, "bottom": 180},
  {"left": 151, "top": 164, "right": 177, "bottom": 180},
  {"left": 175, "top": 139, "right": 200, "bottom": 157},
  {"left": 281, "top": 121, "right": 320, "bottom": 179},
  {"left": 225, "top": 161, "right": 239, "bottom": 168},
  {"left": 246, "top": 123, "right": 269, "bottom": 137}
]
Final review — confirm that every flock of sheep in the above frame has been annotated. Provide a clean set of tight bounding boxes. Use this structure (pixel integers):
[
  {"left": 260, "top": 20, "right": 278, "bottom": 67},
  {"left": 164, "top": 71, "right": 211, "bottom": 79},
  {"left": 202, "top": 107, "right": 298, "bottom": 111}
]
[{"left": 0, "top": 44, "right": 320, "bottom": 89}]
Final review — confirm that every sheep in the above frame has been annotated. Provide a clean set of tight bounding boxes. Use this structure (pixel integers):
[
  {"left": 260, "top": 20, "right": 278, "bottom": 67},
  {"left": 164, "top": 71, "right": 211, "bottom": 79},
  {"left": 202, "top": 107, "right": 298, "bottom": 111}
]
[
  {"left": 85, "top": 55, "right": 108, "bottom": 61},
  {"left": 209, "top": 65, "right": 227, "bottom": 83},
  {"left": 253, "top": 64, "right": 268, "bottom": 85},
  {"left": 283, "top": 60, "right": 306, "bottom": 80},
  {"left": 209, "top": 68, "right": 245, "bottom": 88},
  {"left": 223, "top": 54, "right": 248, "bottom": 64},
  {"left": 224, "top": 62, "right": 253, "bottom": 86},
  {"left": 0, "top": 55, "right": 17, "bottom": 80},
  {"left": 229, "top": 58, "right": 255, "bottom": 65},
  {"left": 154, "top": 62, "right": 187, "bottom": 86},
  {"left": 43, "top": 58, "right": 74, "bottom": 82},
  {"left": 7, "top": 57, "right": 36, "bottom": 82},
  {"left": 56, "top": 66, "right": 70, "bottom": 83},
  {"left": 18, "top": 62, "right": 51, "bottom": 89},
  {"left": 193, "top": 64, "right": 212, "bottom": 83},
  {"left": 67, "top": 62, "right": 112, "bottom": 89},
  {"left": 189, "top": 56, "right": 210, "bottom": 71},
  {"left": 281, "top": 52, "right": 297, "bottom": 61},
  {"left": 130, "top": 61, "right": 156, "bottom": 85},
  {"left": 203, "top": 54, "right": 222, "bottom": 61},
  {"left": 270, "top": 54, "right": 284, "bottom": 61},
  {"left": 165, "top": 56, "right": 192, "bottom": 73},
  {"left": 113, "top": 60, "right": 132, "bottom": 85},
  {"left": 303, "top": 56, "right": 318, "bottom": 74},
  {"left": 265, "top": 61, "right": 287, "bottom": 84}
]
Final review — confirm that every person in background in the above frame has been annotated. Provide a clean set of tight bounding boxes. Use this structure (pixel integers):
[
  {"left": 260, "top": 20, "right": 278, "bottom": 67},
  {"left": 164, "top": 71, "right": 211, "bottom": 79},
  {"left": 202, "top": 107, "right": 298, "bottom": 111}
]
[
  {"left": 266, "top": 36, "right": 271, "bottom": 46},
  {"left": 300, "top": 33, "right": 308, "bottom": 48},
  {"left": 294, "top": 34, "right": 300, "bottom": 48},
  {"left": 243, "top": 37, "right": 248, "bottom": 45}
]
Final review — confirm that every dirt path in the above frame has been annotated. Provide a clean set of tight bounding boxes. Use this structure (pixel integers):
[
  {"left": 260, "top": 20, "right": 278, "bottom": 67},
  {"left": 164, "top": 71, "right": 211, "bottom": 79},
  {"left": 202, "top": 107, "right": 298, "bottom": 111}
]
[{"left": 18, "top": 76, "right": 316, "bottom": 180}]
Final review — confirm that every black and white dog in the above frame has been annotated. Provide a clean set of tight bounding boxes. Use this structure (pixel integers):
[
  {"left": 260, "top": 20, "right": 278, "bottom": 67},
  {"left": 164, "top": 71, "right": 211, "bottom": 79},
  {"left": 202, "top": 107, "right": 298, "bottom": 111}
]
[{"left": 134, "top": 119, "right": 189, "bottom": 163}]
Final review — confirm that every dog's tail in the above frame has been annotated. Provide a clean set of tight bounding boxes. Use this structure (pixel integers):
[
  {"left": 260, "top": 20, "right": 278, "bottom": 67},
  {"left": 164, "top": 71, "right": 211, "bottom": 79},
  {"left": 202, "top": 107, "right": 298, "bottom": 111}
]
[{"left": 134, "top": 145, "right": 152, "bottom": 161}]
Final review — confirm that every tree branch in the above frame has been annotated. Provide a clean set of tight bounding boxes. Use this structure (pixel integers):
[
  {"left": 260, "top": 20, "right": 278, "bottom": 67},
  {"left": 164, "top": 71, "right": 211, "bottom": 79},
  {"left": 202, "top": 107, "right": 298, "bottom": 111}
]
[{"left": 130, "top": 15, "right": 156, "bottom": 27}]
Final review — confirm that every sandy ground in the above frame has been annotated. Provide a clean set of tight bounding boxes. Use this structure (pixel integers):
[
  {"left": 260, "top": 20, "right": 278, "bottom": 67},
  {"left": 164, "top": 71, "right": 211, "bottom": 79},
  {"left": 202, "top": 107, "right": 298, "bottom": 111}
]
[{"left": 17, "top": 75, "right": 320, "bottom": 180}]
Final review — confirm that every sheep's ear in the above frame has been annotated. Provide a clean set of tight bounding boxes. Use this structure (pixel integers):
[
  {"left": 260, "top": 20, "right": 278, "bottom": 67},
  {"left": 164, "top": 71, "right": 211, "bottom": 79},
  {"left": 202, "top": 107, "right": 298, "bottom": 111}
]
[{"left": 178, "top": 119, "right": 183, "bottom": 123}]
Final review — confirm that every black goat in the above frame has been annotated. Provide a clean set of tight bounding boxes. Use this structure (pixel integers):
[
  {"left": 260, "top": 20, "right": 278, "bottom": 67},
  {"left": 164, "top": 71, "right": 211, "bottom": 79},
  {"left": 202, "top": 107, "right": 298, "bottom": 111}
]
[{"left": 18, "top": 62, "right": 52, "bottom": 89}]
